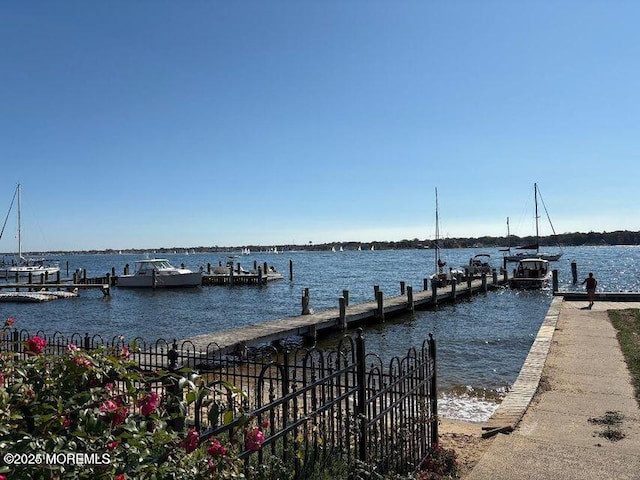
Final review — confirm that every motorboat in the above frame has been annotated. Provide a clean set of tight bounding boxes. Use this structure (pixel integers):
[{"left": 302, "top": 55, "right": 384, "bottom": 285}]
[
  {"left": 508, "top": 258, "right": 552, "bottom": 289},
  {"left": 468, "top": 254, "right": 492, "bottom": 276},
  {"left": 117, "top": 259, "right": 202, "bottom": 288}
]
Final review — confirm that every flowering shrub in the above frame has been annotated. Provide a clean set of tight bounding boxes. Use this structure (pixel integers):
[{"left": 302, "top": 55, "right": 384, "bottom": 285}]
[
  {"left": 0, "top": 318, "right": 270, "bottom": 479},
  {"left": 245, "top": 427, "right": 266, "bottom": 451},
  {"left": 417, "top": 443, "right": 458, "bottom": 479}
]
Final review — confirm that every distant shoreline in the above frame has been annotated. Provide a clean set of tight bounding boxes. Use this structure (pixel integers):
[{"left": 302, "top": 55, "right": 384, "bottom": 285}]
[{"left": 2, "top": 229, "right": 639, "bottom": 256}]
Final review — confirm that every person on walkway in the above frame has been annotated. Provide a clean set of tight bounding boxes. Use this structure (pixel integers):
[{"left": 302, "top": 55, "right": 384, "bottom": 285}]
[{"left": 582, "top": 272, "right": 597, "bottom": 308}]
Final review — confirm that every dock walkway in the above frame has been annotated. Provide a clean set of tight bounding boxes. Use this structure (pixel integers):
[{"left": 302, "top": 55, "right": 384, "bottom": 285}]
[
  {"left": 468, "top": 295, "right": 640, "bottom": 479},
  {"left": 182, "top": 274, "right": 503, "bottom": 354}
]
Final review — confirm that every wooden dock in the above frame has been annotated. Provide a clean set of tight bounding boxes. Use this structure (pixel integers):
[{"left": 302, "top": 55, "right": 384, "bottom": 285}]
[
  {"left": 182, "top": 272, "right": 506, "bottom": 356},
  {"left": 202, "top": 271, "right": 284, "bottom": 286}
]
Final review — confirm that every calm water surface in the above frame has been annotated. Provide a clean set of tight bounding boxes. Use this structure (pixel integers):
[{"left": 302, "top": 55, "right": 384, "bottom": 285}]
[{"left": 2, "top": 246, "right": 639, "bottom": 421}]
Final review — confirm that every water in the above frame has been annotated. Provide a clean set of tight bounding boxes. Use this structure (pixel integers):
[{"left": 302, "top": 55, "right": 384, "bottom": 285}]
[{"left": 2, "top": 246, "right": 639, "bottom": 421}]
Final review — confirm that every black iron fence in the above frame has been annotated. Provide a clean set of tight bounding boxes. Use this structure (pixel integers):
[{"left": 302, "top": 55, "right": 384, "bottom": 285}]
[{"left": 1, "top": 328, "right": 437, "bottom": 477}]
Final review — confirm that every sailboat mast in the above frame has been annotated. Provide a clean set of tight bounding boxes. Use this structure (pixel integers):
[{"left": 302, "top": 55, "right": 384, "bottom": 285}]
[
  {"left": 434, "top": 187, "right": 440, "bottom": 273},
  {"left": 534, "top": 182, "right": 540, "bottom": 255},
  {"left": 17, "top": 184, "right": 22, "bottom": 261}
]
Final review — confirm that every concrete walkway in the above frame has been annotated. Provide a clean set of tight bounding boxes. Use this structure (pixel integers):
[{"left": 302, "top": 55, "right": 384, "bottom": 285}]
[{"left": 467, "top": 297, "right": 640, "bottom": 480}]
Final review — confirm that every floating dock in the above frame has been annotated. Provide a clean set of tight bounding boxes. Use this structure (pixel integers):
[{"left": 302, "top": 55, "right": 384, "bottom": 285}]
[{"left": 0, "top": 283, "right": 110, "bottom": 302}]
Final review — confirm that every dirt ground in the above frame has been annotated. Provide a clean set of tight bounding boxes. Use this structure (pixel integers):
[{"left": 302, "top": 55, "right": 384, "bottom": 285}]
[{"left": 437, "top": 419, "right": 495, "bottom": 478}]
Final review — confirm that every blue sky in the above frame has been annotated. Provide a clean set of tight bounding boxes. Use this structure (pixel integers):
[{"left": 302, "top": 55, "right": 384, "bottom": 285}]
[{"left": 2, "top": 1, "right": 639, "bottom": 251}]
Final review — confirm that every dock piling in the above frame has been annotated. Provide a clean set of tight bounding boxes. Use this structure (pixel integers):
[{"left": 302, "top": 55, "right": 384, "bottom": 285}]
[
  {"left": 343, "top": 289, "right": 349, "bottom": 306},
  {"left": 407, "top": 285, "right": 414, "bottom": 312},
  {"left": 431, "top": 278, "right": 438, "bottom": 306},
  {"left": 301, "top": 288, "right": 311, "bottom": 315},
  {"left": 400, "top": 281, "right": 405, "bottom": 295},
  {"left": 339, "top": 296, "right": 347, "bottom": 330},
  {"left": 376, "top": 290, "right": 384, "bottom": 322}
]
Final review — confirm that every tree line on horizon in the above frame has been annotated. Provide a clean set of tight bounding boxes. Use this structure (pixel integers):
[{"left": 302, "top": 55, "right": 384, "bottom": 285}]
[{"left": 15, "top": 229, "right": 640, "bottom": 256}]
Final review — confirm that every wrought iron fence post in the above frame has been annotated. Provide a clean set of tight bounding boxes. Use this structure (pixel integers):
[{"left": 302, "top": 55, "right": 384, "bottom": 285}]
[
  {"left": 355, "top": 328, "right": 367, "bottom": 463},
  {"left": 167, "top": 339, "right": 185, "bottom": 431},
  {"left": 168, "top": 340, "right": 179, "bottom": 371},
  {"left": 84, "top": 333, "right": 90, "bottom": 350},
  {"left": 12, "top": 331, "right": 20, "bottom": 353},
  {"left": 428, "top": 333, "right": 438, "bottom": 446}
]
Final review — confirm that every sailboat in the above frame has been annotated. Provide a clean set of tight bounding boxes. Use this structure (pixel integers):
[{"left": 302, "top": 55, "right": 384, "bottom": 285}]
[
  {"left": 431, "top": 188, "right": 450, "bottom": 287},
  {"left": 0, "top": 184, "right": 60, "bottom": 278},
  {"left": 503, "top": 183, "right": 563, "bottom": 262}
]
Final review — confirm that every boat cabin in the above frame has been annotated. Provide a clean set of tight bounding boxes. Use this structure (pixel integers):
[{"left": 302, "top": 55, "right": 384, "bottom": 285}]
[{"left": 515, "top": 258, "right": 549, "bottom": 279}]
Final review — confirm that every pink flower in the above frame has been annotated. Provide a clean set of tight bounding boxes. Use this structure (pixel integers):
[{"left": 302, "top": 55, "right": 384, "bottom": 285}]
[
  {"left": 120, "top": 346, "right": 130, "bottom": 360},
  {"left": 137, "top": 391, "right": 159, "bottom": 415},
  {"left": 72, "top": 356, "right": 92, "bottom": 368},
  {"left": 107, "top": 441, "right": 119, "bottom": 450},
  {"left": 0, "top": 475, "right": 7, "bottom": 480},
  {"left": 0, "top": 372, "right": 5, "bottom": 388},
  {"left": 245, "top": 427, "right": 265, "bottom": 451},
  {"left": 115, "top": 475, "right": 126, "bottom": 480},
  {"left": 4, "top": 317, "right": 15, "bottom": 327},
  {"left": 100, "top": 397, "right": 128, "bottom": 427},
  {"left": 100, "top": 399, "right": 118, "bottom": 414},
  {"left": 207, "top": 437, "right": 228, "bottom": 457},
  {"left": 182, "top": 428, "right": 200, "bottom": 453},
  {"left": 62, "top": 416, "right": 72, "bottom": 428},
  {"left": 66, "top": 344, "right": 79, "bottom": 353},
  {"left": 25, "top": 336, "right": 46, "bottom": 355}
]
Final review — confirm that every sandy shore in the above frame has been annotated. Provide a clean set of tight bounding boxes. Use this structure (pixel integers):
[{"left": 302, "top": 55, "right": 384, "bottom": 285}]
[{"left": 438, "top": 418, "right": 495, "bottom": 478}]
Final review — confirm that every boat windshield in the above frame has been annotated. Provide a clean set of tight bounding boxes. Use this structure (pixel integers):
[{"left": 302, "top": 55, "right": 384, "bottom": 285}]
[{"left": 135, "top": 259, "right": 173, "bottom": 273}]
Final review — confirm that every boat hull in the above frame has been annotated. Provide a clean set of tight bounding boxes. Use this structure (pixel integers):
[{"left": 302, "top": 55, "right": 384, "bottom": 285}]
[
  {"left": 508, "top": 275, "right": 551, "bottom": 290},
  {"left": 2, "top": 265, "right": 60, "bottom": 278},
  {"left": 117, "top": 272, "right": 202, "bottom": 288}
]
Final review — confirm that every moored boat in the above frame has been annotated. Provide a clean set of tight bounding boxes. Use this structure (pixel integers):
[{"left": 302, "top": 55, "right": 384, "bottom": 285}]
[
  {"left": 503, "top": 184, "right": 563, "bottom": 262},
  {"left": 468, "top": 254, "right": 492, "bottom": 276},
  {"left": 508, "top": 258, "right": 551, "bottom": 289},
  {"left": 0, "top": 184, "right": 60, "bottom": 278},
  {"left": 117, "top": 259, "right": 202, "bottom": 288}
]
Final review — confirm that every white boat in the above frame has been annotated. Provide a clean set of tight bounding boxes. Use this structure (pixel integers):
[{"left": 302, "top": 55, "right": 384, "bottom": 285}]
[
  {"left": 503, "top": 184, "right": 563, "bottom": 262},
  {"left": 117, "top": 259, "right": 202, "bottom": 288},
  {"left": 508, "top": 257, "right": 552, "bottom": 289},
  {"left": 0, "top": 184, "right": 60, "bottom": 278}
]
